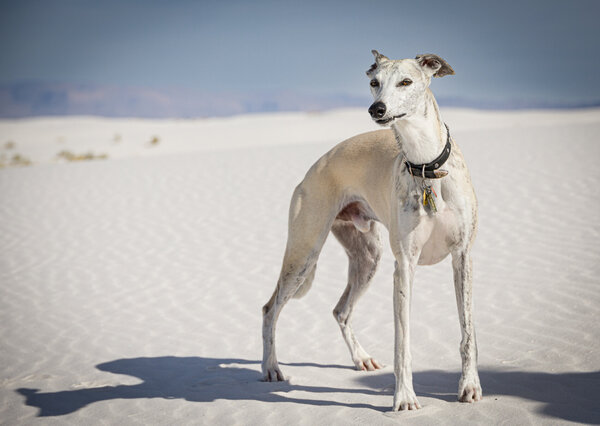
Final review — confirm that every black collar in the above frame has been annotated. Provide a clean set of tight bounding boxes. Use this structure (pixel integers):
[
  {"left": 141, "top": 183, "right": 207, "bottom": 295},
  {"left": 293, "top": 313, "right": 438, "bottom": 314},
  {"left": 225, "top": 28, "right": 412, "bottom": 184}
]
[{"left": 405, "top": 124, "right": 451, "bottom": 179}]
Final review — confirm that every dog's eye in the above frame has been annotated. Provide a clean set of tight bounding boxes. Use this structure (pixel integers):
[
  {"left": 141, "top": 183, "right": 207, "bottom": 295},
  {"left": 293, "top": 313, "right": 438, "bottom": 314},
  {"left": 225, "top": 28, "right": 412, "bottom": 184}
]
[
  {"left": 370, "top": 79, "right": 380, "bottom": 88},
  {"left": 397, "top": 79, "right": 412, "bottom": 87}
]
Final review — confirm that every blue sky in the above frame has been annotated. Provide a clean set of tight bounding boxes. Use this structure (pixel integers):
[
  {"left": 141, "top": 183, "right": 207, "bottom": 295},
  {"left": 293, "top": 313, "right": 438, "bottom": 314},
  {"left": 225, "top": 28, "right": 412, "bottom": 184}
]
[{"left": 1, "top": 0, "right": 599, "bottom": 105}]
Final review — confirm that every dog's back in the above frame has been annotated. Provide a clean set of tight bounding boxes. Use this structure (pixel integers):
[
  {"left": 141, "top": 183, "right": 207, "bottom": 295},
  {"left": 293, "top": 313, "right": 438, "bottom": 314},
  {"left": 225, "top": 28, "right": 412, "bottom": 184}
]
[{"left": 299, "top": 129, "right": 399, "bottom": 205}]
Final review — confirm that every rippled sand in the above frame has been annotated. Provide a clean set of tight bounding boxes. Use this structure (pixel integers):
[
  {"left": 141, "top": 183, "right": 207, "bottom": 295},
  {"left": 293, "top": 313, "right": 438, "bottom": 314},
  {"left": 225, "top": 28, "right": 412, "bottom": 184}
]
[{"left": 1, "top": 108, "right": 599, "bottom": 424}]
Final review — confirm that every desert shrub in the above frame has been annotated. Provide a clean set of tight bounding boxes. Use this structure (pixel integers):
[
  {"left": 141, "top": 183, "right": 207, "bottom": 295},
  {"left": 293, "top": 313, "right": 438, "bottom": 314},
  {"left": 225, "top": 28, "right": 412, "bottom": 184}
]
[
  {"left": 57, "top": 150, "right": 108, "bottom": 162},
  {"left": 148, "top": 135, "right": 160, "bottom": 146}
]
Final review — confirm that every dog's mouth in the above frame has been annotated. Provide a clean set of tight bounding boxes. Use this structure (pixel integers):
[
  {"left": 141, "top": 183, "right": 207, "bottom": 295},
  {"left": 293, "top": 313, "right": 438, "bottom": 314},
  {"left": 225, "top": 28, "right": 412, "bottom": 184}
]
[{"left": 375, "top": 114, "right": 406, "bottom": 125}]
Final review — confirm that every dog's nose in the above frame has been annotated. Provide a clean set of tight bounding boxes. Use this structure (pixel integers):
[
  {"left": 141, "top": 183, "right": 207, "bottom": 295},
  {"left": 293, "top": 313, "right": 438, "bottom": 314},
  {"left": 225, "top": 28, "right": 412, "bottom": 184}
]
[{"left": 368, "top": 102, "right": 386, "bottom": 119}]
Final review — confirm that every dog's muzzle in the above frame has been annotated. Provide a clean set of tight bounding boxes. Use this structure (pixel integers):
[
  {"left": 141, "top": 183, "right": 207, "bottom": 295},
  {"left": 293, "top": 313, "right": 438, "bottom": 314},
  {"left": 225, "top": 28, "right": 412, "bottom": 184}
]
[
  {"left": 368, "top": 101, "right": 387, "bottom": 119},
  {"left": 368, "top": 102, "right": 405, "bottom": 124}
]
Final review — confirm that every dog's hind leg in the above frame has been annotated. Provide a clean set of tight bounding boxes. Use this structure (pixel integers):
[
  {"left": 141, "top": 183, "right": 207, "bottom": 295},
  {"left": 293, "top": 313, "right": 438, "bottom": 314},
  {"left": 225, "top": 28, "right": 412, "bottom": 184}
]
[
  {"left": 331, "top": 220, "right": 383, "bottom": 371},
  {"left": 262, "top": 184, "right": 337, "bottom": 382}
]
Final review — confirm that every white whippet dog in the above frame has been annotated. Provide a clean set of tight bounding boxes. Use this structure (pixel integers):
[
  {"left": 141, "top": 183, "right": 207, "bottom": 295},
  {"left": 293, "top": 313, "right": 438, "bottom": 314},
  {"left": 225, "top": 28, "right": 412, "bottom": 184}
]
[{"left": 262, "top": 51, "right": 482, "bottom": 411}]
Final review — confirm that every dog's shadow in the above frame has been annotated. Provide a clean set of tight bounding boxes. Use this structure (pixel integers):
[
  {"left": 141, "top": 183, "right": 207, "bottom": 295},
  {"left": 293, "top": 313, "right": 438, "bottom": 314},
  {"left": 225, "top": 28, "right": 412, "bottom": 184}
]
[
  {"left": 16, "top": 357, "right": 600, "bottom": 423},
  {"left": 358, "top": 368, "right": 600, "bottom": 424},
  {"left": 16, "top": 356, "right": 385, "bottom": 417}
]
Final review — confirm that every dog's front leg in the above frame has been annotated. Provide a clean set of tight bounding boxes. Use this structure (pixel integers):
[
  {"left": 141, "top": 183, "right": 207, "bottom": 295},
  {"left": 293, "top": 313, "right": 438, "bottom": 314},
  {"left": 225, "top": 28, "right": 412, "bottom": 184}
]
[
  {"left": 391, "top": 253, "right": 421, "bottom": 411},
  {"left": 452, "top": 249, "right": 482, "bottom": 402}
]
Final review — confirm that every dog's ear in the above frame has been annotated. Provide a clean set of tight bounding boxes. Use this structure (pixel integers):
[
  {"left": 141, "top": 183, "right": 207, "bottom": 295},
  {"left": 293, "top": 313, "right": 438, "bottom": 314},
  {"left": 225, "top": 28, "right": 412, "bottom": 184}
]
[
  {"left": 372, "top": 50, "right": 389, "bottom": 63},
  {"left": 366, "top": 50, "right": 389, "bottom": 76},
  {"left": 415, "top": 54, "right": 454, "bottom": 78}
]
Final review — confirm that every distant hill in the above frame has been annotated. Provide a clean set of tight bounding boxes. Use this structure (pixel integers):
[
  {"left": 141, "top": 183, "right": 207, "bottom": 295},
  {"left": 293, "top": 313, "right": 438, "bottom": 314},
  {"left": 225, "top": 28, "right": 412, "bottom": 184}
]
[
  {"left": 1, "top": 82, "right": 598, "bottom": 118},
  {"left": 0, "top": 82, "right": 371, "bottom": 118}
]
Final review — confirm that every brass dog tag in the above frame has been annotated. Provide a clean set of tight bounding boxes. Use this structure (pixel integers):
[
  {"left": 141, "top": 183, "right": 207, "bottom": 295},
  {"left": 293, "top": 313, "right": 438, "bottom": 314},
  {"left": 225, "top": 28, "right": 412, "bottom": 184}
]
[{"left": 423, "top": 186, "right": 437, "bottom": 213}]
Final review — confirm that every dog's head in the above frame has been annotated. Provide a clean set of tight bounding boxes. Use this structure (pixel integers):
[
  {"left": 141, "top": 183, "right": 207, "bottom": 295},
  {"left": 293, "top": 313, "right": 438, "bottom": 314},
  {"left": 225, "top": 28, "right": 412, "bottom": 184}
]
[{"left": 366, "top": 51, "right": 454, "bottom": 125}]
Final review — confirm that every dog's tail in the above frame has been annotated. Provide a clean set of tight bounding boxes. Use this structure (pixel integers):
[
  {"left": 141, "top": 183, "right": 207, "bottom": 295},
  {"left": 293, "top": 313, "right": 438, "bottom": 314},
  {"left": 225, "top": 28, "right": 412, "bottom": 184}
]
[{"left": 292, "top": 264, "right": 316, "bottom": 299}]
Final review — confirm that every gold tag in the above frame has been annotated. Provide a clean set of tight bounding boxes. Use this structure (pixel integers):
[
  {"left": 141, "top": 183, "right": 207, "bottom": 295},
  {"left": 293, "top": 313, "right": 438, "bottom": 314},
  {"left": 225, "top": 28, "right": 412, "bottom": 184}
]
[{"left": 424, "top": 187, "right": 437, "bottom": 213}]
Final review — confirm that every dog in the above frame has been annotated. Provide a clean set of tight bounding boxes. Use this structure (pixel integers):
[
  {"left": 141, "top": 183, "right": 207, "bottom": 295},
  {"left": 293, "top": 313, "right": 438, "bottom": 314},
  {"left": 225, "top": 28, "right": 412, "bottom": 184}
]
[{"left": 262, "top": 51, "right": 482, "bottom": 411}]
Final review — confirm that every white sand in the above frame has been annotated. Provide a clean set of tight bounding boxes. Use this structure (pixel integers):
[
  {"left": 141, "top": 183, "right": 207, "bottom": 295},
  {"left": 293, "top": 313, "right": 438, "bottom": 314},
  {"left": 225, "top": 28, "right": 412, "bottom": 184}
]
[{"left": 1, "top": 108, "right": 599, "bottom": 425}]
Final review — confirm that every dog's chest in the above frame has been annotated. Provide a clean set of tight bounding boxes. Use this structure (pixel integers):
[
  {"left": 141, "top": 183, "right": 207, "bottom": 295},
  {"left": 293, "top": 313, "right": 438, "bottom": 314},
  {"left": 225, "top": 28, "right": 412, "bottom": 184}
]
[
  {"left": 417, "top": 208, "right": 459, "bottom": 264},
  {"left": 396, "top": 180, "right": 463, "bottom": 265}
]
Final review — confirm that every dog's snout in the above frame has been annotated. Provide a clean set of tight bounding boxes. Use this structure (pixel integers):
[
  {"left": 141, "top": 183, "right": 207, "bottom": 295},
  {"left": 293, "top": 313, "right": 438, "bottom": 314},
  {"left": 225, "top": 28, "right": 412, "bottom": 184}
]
[{"left": 368, "top": 102, "right": 386, "bottom": 119}]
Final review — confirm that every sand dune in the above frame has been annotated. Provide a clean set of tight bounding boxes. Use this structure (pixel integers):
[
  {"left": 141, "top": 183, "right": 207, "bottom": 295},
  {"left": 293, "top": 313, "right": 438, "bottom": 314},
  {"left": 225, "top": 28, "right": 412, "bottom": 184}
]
[{"left": 1, "top": 108, "right": 599, "bottom": 424}]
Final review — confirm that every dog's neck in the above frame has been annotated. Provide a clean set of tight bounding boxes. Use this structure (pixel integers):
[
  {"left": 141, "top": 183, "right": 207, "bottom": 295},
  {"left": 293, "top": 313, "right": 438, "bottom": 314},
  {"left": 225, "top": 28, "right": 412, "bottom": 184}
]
[{"left": 391, "top": 90, "right": 446, "bottom": 165}]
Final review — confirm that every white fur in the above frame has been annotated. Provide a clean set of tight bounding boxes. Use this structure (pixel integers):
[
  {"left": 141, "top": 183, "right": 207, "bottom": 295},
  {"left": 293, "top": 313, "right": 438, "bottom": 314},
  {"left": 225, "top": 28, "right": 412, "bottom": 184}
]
[{"left": 262, "top": 52, "right": 482, "bottom": 411}]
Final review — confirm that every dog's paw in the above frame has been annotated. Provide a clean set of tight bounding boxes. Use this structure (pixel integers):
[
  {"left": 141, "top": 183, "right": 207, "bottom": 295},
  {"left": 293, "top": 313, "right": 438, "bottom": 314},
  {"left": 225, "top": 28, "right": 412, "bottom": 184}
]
[
  {"left": 458, "top": 376, "right": 482, "bottom": 402},
  {"left": 355, "top": 357, "right": 383, "bottom": 371},
  {"left": 392, "top": 386, "right": 421, "bottom": 411},
  {"left": 262, "top": 365, "right": 286, "bottom": 382}
]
